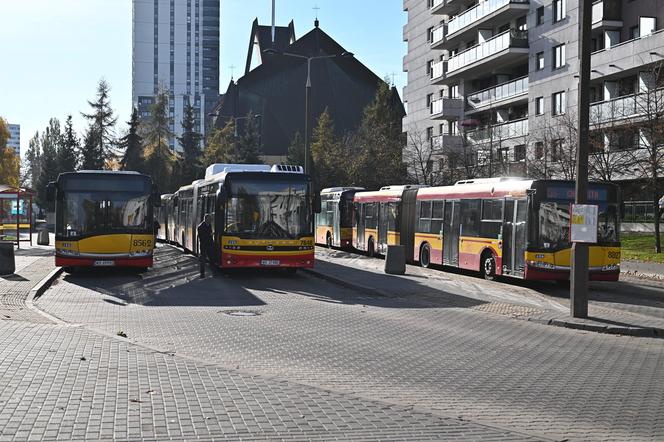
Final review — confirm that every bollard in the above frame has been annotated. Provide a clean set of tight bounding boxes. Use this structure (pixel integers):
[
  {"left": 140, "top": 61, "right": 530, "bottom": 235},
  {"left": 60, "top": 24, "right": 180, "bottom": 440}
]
[
  {"left": 0, "top": 241, "right": 15, "bottom": 276},
  {"left": 384, "top": 245, "right": 406, "bottom": 275},
  {"left": 37, "top": 229, "right": 50, "bottom": 246}
]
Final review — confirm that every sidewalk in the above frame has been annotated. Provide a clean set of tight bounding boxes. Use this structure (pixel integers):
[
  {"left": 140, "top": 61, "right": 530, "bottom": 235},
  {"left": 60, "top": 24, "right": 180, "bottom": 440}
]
[
  {"left": 622, "top": 259, "right": 664, "bottom": 280},
  {"left": 310, "top": 249, "right": 664, "bottom": 338}
]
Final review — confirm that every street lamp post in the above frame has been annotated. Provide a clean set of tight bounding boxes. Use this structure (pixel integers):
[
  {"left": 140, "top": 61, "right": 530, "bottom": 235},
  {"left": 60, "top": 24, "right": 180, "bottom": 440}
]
[{"left": 262, "top": 48, "right": 353, "bottom": 174}]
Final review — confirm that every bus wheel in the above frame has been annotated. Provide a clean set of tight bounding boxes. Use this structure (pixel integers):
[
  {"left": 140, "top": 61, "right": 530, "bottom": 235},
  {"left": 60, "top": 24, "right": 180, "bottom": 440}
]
[
  {"left": 326, "top": 233, "right": 332, "bottom": 248},
  {"left": 420, "top": 244, "right": 431, "bottom": 268},
  {"left": 367, "top": 239, "right": 375, "bottom": 258},
  {"left": 481, "top": 251, "right": 496, "bottom": 281}
]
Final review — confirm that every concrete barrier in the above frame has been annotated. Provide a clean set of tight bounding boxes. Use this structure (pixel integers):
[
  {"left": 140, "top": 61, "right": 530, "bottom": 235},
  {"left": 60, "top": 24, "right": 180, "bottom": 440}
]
[
  {"left": 37, "top": 229, "right": 49, "bottom": 246},
  {"left": 0, "top": 241, "right": 15, "bottom": 276},
  {"left": 384, "top": 245, "right": 406, "bottom": 275}
]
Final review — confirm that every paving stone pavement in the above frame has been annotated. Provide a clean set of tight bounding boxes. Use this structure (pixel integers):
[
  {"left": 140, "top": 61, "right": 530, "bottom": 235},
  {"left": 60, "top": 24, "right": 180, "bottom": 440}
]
[{"left": 34, "top": 245, "right": 664, "bottom": 441}]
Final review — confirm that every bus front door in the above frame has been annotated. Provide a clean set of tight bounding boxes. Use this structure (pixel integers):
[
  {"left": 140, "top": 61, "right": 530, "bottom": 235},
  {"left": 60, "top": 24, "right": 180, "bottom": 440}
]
[
  {"left": 333, "top": 200, "right": 341, "bottom": 247},
  {"left": 502, "top": 200, "right": 515, "bottom": 275},
  {"left": 443, "top": 201, "right": 459, "bottom": 266},
  {"left": 356, "top": 204, "right": 365, "bottom": 251},
  {"left": 378, "top": 203, "right": 388, "bottom": 254}
]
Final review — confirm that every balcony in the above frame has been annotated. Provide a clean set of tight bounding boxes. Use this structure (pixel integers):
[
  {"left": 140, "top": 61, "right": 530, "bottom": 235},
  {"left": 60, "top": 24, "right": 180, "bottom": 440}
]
[
  {"left": 466, "top": 76, "right": 528, "bottom": 112},
  {"left": 430, "top": 97, "right": 464, "bottom": 119},
  {"left": 591, "top": 29, "right": 664, "bottom": 80},
  {"left": 590, "top": 88, "right": 664, "bottom": 125},
  {"left": 431, "top": 60, "right": 447, "bottom": 83},
  {"left": 444, "top": 0, "right": 530, "bottom": 48},
  {"left": 431, "top": 0, "right": 463, "bottom": 15},
  {"left": 445, "top": 30, "right": 528, "bottom": 82},
  {"left": 431, "top": 24, "right": 447, "bottom": 49},
  {"left": 432, "top": 133, "right": 463, "bottom": 150},
  {"left": 591, "top": 0, "right": 622, "bottom": 31},
  {"left": 466, "top": 118, "right": 528, "bottom": 144}
]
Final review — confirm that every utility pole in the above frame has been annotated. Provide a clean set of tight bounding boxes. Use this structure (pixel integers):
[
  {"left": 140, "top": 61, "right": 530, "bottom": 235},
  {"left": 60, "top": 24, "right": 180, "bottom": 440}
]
[
  {"left": 571, "top": 0, "right": 592, "bottom": 318},
  {"left": 304, "top": 58, "right": 312, "bottom": 174}
]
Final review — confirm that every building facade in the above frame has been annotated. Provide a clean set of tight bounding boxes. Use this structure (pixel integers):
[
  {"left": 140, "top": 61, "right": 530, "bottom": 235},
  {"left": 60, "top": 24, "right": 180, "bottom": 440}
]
[
  {"left": 402, "top": 0, "right": 664, "bottom": 185},
  {"left": 8, "top": 124, "right": 20, "bottom": 156},
  {"left": 132, "top": 0, "right": 220, "bottom": 150}
]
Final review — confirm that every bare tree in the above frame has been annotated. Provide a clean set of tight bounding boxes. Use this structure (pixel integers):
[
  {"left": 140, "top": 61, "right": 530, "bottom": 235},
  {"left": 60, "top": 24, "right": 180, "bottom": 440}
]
[
  {"left": 629, "top": 61, "right": 664, "bottom": 252},
  {"left": 404, "top": 128, "right": 446, "bottom": 185}
]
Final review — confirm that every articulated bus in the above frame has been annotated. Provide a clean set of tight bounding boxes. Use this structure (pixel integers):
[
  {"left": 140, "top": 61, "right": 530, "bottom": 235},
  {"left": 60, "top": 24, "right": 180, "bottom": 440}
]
[
  {"left": 348, "top": 178, "right": 621, "bottom": 281},
  {"left": 353, "top": 185, "right": 426, "bottom": 256},
  {"left": 49, "top": 171, "right": 159, "bottom": 269},
  {"left": 167, "top": 164, "right": 316, "bottom": 270},
  {"left": 316, "top": 187, "right": 364, "bottom": 248},
  {"left": 155, "top": 193, "right": 174, "bottom": 243}
]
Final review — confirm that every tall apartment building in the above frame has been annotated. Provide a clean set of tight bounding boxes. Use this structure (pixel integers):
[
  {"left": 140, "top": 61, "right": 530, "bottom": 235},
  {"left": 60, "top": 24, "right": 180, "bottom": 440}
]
[
  {"left": 8, "top": 124, "right": 20, "bottom": 156},
  {"left": 402, "top": 0, "right": 664, "bottom": 184},
  {"left": 132, "top": 0, "right": 220, "bottom": 150}
]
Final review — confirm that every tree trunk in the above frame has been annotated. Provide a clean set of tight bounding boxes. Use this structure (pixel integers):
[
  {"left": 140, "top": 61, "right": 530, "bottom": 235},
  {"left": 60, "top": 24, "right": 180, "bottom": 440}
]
[{"left": 654, "top": 173, "right": 661, "bottom": 253}]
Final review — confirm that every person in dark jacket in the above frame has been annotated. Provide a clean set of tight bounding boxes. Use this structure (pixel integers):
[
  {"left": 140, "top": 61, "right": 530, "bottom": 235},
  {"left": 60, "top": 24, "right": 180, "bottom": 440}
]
[{"left": 197, "top": 214, "right": 213, "bottom": 277}]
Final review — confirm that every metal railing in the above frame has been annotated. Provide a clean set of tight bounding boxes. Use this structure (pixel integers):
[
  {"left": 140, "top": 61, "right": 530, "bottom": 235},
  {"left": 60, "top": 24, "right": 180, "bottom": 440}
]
[
  {"left": 622, "top": 201, "right": 664, "bottom": 222},
  {"left": 447, "top": 30, "right": 528, "bottom": 73},
  {"left": 591, "top": 28, "right": 664, "bottom": 54},
  {"left": 432, "top": 24, "right": 446, "bottom": 45},
  {"left": 431, "top": 60, "right": 446, "bottom": 80},
  {"left": 590, "top": 88, "right": 664, "bottom": 123},
  {"left": 466, "top": 117, "right": 528, "bottom": 144},
  {"left": 430, "top": 97, "right": 462, "bottom": 115},
  {"left": 466, "top": 76, "right": 528, "bottom": 109},
  {"left": 447, "top": 0, "right": 528, "bottom": 36}
]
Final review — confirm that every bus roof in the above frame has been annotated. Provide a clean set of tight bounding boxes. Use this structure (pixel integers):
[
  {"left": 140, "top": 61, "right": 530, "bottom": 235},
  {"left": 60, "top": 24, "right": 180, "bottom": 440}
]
[
  {"left": 204, "top": 163, "right": 304, "bottom": 180},
  {"left": 417, "top": 179, "right": 535, "bottom": 200},
  {"left": 72, "top": 170, "right": 143, "bottom": 175},
  {"left": 320, "top": 187, "right": 365, "bottom": 194}
]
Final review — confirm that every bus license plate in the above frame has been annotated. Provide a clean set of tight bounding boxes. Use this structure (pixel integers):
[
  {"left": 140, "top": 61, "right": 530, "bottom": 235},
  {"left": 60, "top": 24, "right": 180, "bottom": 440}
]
[
  {"left": 260, "top": 259, "right": 280, "bottom": 266},
  {"left": 94, "top": 260, "right": 115, "bottom": 267}
]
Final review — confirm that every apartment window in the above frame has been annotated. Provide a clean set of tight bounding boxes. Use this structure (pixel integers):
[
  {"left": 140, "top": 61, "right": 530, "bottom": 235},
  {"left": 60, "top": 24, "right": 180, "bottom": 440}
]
[
  {"left": 427, "top": 59, "right": 434, "bottom": 77},
  {"left": 640, "top": 17, "right": 656, "bottom": 36},
  {"left": 552, "top": 91, "right": 566, "bottom": 115},
  {"left": 449, "top": 84, "right": 459, "bottom": 98},
  {"left": 553, "top": 44, "right": 566, "bottom": 69},
  {"left": 497, "top": 147, "right": 510, "bottom": 163},
  {"left": 552, "top": 139, "right": 564, "bottom": 161},
  {"left": 514, "top": 145, "right": 526, "bottom": 162},
  {"left": 535, "top": 141, "right": 545, "bottom": 160},
  {"left": 426, "top": 127, "right": 434, "bottom": 141},
  {"left": 630, "top": 25, "right": 640, "bottom": 39},
  {"left": 553, "top": 0, "right": 566, "bottom": 23},
  {"left": 427, "top": 26, "right": 434, "bottom": 43},
  {"left": 516, "top": 16, "right": 527, "bottom": 31},
  {"left": 536, "top": 51, "right": 545, "bottom": 70},
  {"left": 536, "top": 7, "right": 544, "bottom": 25},
  {"left": 426, "top": 93, "right": 434, "bottom": 109},
  {"left": 535, "top": 96, "right": 544, "bottom": 115},
  {"left": 439, "top": 123, "right": 445, "bottom": 134}
]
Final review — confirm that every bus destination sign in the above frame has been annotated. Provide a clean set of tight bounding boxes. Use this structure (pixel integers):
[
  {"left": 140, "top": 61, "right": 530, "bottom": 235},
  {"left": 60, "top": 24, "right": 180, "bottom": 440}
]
[{"left": 546, "top": 187, "right": 607, "bottom": 201}]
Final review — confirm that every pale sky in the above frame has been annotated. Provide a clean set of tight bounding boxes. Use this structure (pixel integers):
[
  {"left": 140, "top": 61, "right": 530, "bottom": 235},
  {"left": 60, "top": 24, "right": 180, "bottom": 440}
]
[{"left": 0, "top": 0, "right": 406, "bottom": 158}]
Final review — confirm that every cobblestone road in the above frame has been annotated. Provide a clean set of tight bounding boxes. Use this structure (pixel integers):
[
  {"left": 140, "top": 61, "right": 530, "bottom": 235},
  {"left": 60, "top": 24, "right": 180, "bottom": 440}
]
[{"left": 33, "top": 245, "right": 664, "bottom": 441}]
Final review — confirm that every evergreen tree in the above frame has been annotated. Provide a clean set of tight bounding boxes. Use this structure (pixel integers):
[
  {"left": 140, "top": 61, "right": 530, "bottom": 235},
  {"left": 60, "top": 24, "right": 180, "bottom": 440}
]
[
  {"left": 202, "top": 119, "right": 236, "bottom": 165},
  {"left": 80, "top": 127, "right": 103, "bottom": 170},
  {"left": 36, "top": 119, "right": 62, "bottom": 207},
  {"left": 351, "top": 81, "right": 406, "bottom": 189},
  {"left": 176, "top": 102, "right": 203, "bottom": 185},
  {"left": 142, "top": 91, "right": 175, "bottom": 192},
  {"left": 81, "top": 79, "right": 117, "bottom": 168},
  {"left": 286, "top": 131, "right": 305, "bottom": 167},
  {"left": 235, "top": 113, "right": 262, "bottom": 164},
  {"left": 119, "top": 108, "right": 144, "bottom": 172},
  {"left": 25, "top": 132, "right": 42, "bottom": 188},
  {"left": 57, "top": 115, "right": 79, "bottom": 173},
  {"left": 311, "top": 109, "right": 343, "bottom": 190}
]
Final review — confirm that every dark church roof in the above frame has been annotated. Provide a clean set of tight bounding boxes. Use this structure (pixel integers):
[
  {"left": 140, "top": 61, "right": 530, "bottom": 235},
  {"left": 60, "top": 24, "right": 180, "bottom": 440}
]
[
  {"left": 212, "top": 20, "right": 404, "bottom": 158},
  {"left": 244, "top": 19, "right": 296, "bottom": 75}
]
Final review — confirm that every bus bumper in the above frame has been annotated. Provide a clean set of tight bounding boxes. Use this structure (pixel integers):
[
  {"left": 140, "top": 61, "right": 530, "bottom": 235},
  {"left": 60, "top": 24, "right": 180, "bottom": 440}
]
[
  {"left": 55, "top": 255, "right": 153, "bottom": 268},
  {"left": 524, "top": 265, "right": 620, "bottom": 282},
  {"left": 220, "top": 253, "right": 314, "bottom": 269}
]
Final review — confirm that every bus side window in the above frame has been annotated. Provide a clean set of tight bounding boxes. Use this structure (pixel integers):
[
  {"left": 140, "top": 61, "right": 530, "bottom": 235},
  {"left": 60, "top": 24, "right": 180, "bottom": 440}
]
[
  {"left": 431, "top": 201, "right": 444, "bottom": 234},
  {"left": 460, "top": 199, "right": 480, "bottom": 237},
  {"left": 418, "top": 201, "right": 432, "bottom": 233}
]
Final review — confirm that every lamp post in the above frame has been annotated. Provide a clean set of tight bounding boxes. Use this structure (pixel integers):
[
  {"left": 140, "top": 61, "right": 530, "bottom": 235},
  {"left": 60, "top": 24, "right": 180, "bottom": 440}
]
[{"left": 262, "top": 48, "right": 354, "bottom": 174}]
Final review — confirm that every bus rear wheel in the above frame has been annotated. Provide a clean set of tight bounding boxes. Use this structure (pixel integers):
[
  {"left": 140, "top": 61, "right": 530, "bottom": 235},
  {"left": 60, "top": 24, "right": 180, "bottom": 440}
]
[
  {"left": 481, "top": 251, "right": 496, "bottom": 281},
  {"left": 420, "top": 244, "right": 431, "bottom": 268}
]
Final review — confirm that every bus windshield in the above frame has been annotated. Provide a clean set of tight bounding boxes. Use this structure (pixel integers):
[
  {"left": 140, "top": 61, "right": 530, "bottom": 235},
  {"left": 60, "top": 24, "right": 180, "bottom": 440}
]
[
  {"left": 538, "top": 201, "right": 619, "bottom": 250},
  {"left": 225, "top": 180, "right": 312, "bottom": 239},
  {"left": 56, "top": 179, "right": 152, "bottom": 238}
]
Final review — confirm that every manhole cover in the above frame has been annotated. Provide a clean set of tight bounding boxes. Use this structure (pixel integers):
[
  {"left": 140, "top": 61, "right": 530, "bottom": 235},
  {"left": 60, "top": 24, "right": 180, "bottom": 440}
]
[{"left": 222, "top": 310, "right": 261, "bottom": 317}]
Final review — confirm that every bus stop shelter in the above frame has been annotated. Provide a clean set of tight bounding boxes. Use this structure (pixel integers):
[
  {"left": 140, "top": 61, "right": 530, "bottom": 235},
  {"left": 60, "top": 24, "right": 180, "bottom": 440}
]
[{"left": 0, "top": 185, "right": 34, "bottom": 247}]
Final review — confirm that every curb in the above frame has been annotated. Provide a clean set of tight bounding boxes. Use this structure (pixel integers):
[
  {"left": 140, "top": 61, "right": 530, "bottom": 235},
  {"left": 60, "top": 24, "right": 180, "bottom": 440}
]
[
  {"left": 25, "top": 267, "right": 67, "bottom": 325},
  {"left": 303, "top": 267, "right": 391, "bottom": 297},
  {"left": 528, "top": 316, "right": 663, "bottom": 338}
]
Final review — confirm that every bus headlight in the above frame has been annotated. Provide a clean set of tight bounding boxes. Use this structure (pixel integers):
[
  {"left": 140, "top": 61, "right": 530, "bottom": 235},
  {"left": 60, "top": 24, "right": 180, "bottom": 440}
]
[
  {"left": 56, "top": 248, "right": 79, "bottom": 256},
  {"left": 527, "top": 260, "right": 555, "bottom": 270},
  {"left": 602, "top": 264, "right": 619, "bottom": 271}
]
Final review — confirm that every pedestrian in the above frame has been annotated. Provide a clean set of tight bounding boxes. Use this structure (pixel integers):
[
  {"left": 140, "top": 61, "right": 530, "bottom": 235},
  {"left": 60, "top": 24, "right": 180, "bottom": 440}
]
[{"left": 197, "top": 214, "right": 213, "bottom": 278}]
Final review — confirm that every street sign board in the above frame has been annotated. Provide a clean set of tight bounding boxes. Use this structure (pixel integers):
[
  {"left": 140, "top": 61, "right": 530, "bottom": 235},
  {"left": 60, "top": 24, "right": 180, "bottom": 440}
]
[{"left": 570, "top": 204, "right": 598, "bottom": 243}]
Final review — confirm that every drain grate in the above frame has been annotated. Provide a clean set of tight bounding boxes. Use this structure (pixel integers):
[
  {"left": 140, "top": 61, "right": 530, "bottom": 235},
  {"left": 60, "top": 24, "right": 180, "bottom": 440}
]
[
  {"left": 470, "top": 302, "right": 544, "bottom": 318},
  {"left": 222, "top": 310, "right": 261, "bottom": 317}
]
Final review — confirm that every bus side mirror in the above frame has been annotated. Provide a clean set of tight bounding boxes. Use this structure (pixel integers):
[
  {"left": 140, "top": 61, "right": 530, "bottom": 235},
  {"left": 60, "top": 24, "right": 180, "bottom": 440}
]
[
  {"left": 314, "top": 194, "right": 322, "bottom": 214},
  {"left": 46, "top": 182, "right": 56, "bottom": 202},
  {"left": 153, "top": 192, "right": 162, "bottom": 207}
]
